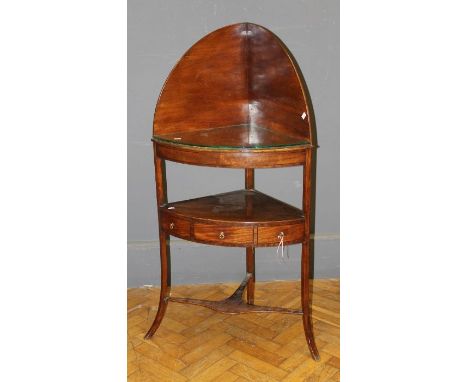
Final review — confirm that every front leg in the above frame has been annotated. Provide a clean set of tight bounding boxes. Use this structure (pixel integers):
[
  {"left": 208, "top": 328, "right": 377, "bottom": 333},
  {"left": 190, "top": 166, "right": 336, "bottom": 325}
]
[
  {"left": 301, "top": 240, "right": 320, "bottom": 360},
  {"left": 145, "top": 232, "right": 171, "bottom": 339}
]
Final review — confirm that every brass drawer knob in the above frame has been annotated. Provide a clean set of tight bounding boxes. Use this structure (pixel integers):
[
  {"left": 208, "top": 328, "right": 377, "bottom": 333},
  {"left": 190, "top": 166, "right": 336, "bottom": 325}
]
[
  {"left": 219, "top": 231, "right": 225, "bottom": 239},
  {"left": 278, "top": 232, "right": 285, "bottom": 240},
  {"left": 170, "top": 222, "right": 175, "bottom": 230}
]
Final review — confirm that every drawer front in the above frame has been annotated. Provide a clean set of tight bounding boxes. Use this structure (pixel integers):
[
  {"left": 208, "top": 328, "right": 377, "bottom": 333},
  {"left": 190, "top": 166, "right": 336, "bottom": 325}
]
[
  {"left": 257, "top": 222, "right": 305, "bottom": 246},
  {"left": 160, "top": 211, "right": 191, "bottom": 240},
  {"left": 193, "top": 224, "right": 253, "bottom": 246}
]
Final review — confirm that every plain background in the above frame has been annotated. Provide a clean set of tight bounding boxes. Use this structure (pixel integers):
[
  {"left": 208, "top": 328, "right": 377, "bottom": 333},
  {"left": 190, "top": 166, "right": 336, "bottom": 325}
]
[
  {"left": 2, "top": 1, "right": 468, "bottom": 381},
  {"left": 128, "top": 0, "right": 340, "bottom": 286}
]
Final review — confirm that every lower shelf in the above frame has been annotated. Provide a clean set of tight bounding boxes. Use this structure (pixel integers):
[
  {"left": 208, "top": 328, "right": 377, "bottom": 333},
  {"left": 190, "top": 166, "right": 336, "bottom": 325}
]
[{"left": 161, "top": 189, "right": 306, "bottom": 247}]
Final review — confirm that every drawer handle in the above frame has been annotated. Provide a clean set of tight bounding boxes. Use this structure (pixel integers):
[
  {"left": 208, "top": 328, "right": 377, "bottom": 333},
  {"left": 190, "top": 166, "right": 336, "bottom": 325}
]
[
  {"left": 170, "top": 222, "right": 175, "bottom": 230},
  {"left": 219, "top": 231, "right": 225, "bottom": 239},
  {"left": 277, "top": 232, "right": 286, "bottom": 259}
]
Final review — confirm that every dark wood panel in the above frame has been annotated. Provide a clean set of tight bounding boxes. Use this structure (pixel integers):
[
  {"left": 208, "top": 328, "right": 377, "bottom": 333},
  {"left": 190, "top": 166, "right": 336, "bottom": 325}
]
[
  {"left": 153, "top": 24, "right": 248, "bottom": 135},
  {"left": 152, "top": 22, "right": 316, "bottom": 148},
  {"left": 160, "top": 190, "right": 304, "bottom": 225},
  {"left": 155, "top": 141, "right": 310, "bottom": 168},
  {"left": 257, "top": 222, "right": 305, "bottom": 246},
  {"left": 160, "top": 210, "right": 191, "bottom": 240},
  {"left": 193, "top": 224, "right": 254, "bottom": 247},
  {"left": 247, "top": 23, "right": 312, "bottom": 142}
]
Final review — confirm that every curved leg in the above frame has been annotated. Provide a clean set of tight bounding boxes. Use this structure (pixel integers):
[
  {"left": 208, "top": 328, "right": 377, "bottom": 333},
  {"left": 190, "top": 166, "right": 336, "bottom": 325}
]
[
  {"left": 145, "top": 232, "right": 171, "bottom": 339},
  {"left": 301, "top": 241, "right": 320, "bottom": 360}
]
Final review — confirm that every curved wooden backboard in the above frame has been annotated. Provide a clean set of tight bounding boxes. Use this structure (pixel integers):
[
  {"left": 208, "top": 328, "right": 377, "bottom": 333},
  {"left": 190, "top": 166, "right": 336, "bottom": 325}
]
[{"left": 153, "top": 23, "right": 316, "bottom": 146}]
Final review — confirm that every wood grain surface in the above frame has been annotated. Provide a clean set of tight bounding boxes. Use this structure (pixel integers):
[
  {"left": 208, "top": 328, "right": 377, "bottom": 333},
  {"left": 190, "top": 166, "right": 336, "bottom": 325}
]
[
  {"left": 153, "top": 23, "right": 315, "bottom": 146},
  {"left": 159, "top": 189, "right": 306, "bottom": 247}
]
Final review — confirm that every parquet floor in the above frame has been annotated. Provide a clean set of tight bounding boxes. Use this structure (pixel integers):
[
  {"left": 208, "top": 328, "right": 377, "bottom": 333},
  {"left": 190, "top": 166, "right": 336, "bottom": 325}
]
[{"left": 128, "top": 279, "right": 339, "bottom": 381}]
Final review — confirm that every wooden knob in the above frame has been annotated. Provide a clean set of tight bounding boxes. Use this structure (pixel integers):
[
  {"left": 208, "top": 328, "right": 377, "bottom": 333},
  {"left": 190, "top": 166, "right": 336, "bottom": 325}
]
[
  {"left": 219, "top": 232, "right": 225, "bottom": 239},
  {"left": 170, "top": 222, "right": 175, "bottom": 229}
]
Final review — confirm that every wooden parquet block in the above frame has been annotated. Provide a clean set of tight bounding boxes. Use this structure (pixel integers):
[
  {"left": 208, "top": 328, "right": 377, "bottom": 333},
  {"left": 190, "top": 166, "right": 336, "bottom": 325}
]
[
  {"left": 225, "top": 325, "right": 282, "bottom": 354},
  {"left": 128, "top": 279, "right": 339, "bottom": 381},
  {"left": 179, "top": 347, "right": 233, "bottom": 380},
  {"left": 227, "top": 337, "right": 286, "bottom": 366}
]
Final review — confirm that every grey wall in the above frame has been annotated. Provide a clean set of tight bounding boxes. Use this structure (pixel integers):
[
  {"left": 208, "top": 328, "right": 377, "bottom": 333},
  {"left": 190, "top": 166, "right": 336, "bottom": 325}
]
[{"left": 128, "top": 0, "right": 339, "bottom": 287}]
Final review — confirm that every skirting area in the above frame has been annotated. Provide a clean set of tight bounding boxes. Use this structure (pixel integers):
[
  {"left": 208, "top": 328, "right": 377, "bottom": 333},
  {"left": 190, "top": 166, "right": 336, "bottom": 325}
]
[{"left": 128, "top": 279, "right": 339, "bottom": 381}]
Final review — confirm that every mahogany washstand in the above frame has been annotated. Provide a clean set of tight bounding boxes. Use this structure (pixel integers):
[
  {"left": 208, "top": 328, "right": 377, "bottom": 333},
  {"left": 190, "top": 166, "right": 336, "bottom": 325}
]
[{"left": 144, "top": 23, "right": 320, "bottom": 360}]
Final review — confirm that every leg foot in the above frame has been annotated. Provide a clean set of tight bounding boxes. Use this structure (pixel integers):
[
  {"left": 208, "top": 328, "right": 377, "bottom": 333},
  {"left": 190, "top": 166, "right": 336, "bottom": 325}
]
[
  {"left": 145, "top": 232, "right": 170, "bottom": 340},
  {"left": 301, "top": 241, "right": 320, "bottom": 360},
  {"left": 144, "top": 293, "right": 169, "bottom": 339},
  {"left": 302, "top": 311, "right": 320, "bottom": 360}
]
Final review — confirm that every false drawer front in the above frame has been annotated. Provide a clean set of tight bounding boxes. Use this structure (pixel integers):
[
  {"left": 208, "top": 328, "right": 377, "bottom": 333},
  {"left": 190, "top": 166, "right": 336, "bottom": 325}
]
[
  {"left": 193, "top": 224, "right": 254, "bottom": 246},
  {"left": 257, "top": 222, "right": 305, "bottom": 246},
  {"left": 160, "top": 211, "right": 191, "bottom": 240}
]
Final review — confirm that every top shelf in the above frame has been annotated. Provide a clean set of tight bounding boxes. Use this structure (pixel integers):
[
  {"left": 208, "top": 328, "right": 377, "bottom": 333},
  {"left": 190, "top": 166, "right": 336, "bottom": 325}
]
[{"left": 153, "top": 124, "right": 309, "bottom": 149}]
